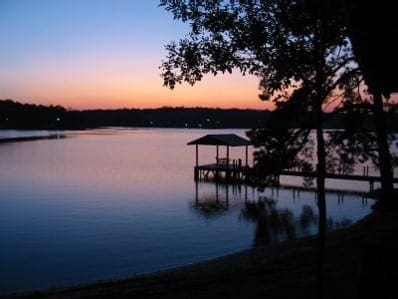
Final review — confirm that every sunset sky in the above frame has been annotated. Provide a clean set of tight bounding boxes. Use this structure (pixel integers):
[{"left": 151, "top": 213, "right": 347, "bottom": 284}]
[{"left": 0, "top": 0, "right": 271, "bottom": 110}]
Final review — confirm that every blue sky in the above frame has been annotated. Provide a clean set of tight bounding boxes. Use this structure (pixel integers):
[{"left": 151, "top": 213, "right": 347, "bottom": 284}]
[{"left": 0, "top": 0, "right": 183, "bottom": 72}]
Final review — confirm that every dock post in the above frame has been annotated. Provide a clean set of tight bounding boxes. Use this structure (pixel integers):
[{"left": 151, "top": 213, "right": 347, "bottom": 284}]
[
  {"left": 226, "top": 145, "right": 230, "bottom": 181},
  {"left": 245, "top": 145, "right": 248, "bottom": 167},
  {"left": 195, "top": 180, "right": 198, "bottom": 204},
  {"left": 216, "top": 145, "right": 219, "bottom": 165},
  {"left": 194, "top": 144, "right": 199, "bottom": 181},
  {"left": 196, "top": 144, "right": 199, "bottom": 168}
]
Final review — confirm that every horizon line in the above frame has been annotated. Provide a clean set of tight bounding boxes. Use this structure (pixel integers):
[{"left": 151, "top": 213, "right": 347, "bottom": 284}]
[{"left": 0, "top": 99, "right": 271, "bottom": 112}]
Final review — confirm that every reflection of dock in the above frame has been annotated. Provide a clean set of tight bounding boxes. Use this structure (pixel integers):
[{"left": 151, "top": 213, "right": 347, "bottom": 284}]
[
  {"left": 194, "top": 180, "right": 249, "bottom": 216},
  {"left": 193, "top": 180, "right": 372, "bottom": 217}
]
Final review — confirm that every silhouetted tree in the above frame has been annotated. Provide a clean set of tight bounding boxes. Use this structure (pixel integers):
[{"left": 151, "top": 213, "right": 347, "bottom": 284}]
[
  {"left": 159, "top": 2, "right": 367, "bottom": 297},
  {"left": 342, "top": 1, "right": 397, "bottom": 203},
  {"left": 159, "top": 1, "right": 360, "bottom": 192},
  {"left": 159, "top": 1, "right": 397, "bottom": 201}
]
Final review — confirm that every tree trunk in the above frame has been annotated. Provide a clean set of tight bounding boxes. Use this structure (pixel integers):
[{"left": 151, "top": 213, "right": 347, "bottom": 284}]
[
  {"left": 373, "top": 92, "right": 394, "bottom": 202},
  {"left": 315, "top": 102, "right": 327, "bottom": 299}
]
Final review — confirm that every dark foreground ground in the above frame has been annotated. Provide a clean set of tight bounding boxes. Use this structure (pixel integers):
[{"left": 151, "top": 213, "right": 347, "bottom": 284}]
[{"left": 4, "top": 201, "right": 398, "bottom": 299}]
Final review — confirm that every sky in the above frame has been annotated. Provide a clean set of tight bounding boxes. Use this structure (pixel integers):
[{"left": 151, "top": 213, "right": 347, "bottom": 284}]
[{"left": 0, "top": 0, "right": 270, "bottom": 110}]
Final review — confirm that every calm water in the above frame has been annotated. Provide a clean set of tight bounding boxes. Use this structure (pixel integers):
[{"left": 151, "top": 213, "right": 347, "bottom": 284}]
[{"left": 0, "top": 128, "right": 373, "bottom": 294}]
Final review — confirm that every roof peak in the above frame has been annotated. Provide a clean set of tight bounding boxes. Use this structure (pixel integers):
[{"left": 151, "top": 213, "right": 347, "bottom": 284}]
[{"left": 187, "top": 133, "right": 251, "bottom": 146}]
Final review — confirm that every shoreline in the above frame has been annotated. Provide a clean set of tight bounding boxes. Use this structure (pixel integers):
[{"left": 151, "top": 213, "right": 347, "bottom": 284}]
[
  {"left": 0, "top": 235, "right": 325, "bottom": 298},
  {"left": 6, "top": 206, "right": 398, "bottom": 299},
  {"left": 0, "top": 134, "right": 67, "bottom": 143}
]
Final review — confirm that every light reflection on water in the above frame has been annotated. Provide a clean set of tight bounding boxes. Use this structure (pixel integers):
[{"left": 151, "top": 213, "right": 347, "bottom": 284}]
[{"left": 0, "top": 128, "right": 373, "bottom": 294}]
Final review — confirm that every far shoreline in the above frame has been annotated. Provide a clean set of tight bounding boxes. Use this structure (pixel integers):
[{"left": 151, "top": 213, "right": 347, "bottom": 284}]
[{"left": 0, "top": 134, "right": 67, "bottom": 144}]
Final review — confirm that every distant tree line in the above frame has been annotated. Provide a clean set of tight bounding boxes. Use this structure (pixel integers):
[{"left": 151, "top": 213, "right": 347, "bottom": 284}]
[
  {"left": 0, "top": 99, "right": 272, "bottom": 129},
  {"left": 0, "top": 100, "right": 67, "bottom": 129},
  {"left": 1, "top": 99, "right": 397, "bottom": 131}
]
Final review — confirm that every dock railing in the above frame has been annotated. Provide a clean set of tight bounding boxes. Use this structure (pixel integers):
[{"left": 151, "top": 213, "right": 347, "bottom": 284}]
[{"left": 216, "top": 157, "right": 229, "bottom": 166}]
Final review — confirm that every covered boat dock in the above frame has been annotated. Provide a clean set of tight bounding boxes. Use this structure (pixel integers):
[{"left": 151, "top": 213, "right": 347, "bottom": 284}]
[
  {"left": 187, "top": 134, "right": 252, "bottom": 181},
  {"left": 187, "top": 134, "right": 397, "bottom": 192}
]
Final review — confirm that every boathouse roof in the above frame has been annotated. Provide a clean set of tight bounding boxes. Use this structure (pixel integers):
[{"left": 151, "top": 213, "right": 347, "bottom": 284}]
[{"left": 187, "top": 134, "right": 251, "bottom": 146}]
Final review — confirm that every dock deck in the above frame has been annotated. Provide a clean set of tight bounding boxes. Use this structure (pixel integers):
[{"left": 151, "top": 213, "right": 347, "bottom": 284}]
[
  {"left": 195, "top": 163, "right": 250, "bottom": 181},
  {"left": 194, "top": 163, "right": 398, "bottom": 192}
]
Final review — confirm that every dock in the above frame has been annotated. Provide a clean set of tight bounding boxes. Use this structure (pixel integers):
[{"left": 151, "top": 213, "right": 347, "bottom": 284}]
[
  {"left": 187, "top": 133, "right": 252, "bottom": 181},
  {"left": 187, "top": 133, "right": 397, "bottom": 193},
  {"left": 194, "top": 164, "right": 398, "bottom": 192},
  {"left": 195, "top": 162, "right": 250, "bottom": 181},
  {"left": 280, "top": 169, "right": 398, "bottom": 192},
  {"left": 195, "top": 163, "right": 397, "bottom": 192}
]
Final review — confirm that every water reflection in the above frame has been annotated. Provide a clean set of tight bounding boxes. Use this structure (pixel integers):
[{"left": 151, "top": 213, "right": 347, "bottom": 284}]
[
  {"left": 193, "top": 181, "right": 371, "bottom": 299},
  {"left": 0, "top": 128, "right": 374, "bottom": 294},
  {"left": 299, "top": 205, "right": 317, "bottom": 234},
  {"left": 240, "top": 197, "right": 297, "bottom": 246},
  {"left": 192, "top": 181, "right": 372, "bottom": 248},
  {"left": 193, "top": 181, "right": 252, "bottom": 217},
  {"left": 193, "top": 181, "right": 229, "bottom": 218}
]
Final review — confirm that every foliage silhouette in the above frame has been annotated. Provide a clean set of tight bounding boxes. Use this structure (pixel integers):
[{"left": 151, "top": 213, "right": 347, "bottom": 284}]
[
  {"left": 158, "top": 2, "right": 393, "bottom": 297},
  {"left": 159, "top": 0, "right": 397, "bottom": 203}
]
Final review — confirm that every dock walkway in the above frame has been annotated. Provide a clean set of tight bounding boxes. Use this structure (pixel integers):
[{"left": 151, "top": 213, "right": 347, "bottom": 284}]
[{"left": 194, "top": 163, "right": 398, "bottom": 192}]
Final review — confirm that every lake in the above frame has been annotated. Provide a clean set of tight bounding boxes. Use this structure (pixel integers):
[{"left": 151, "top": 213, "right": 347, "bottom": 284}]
[{"left": 0, "top": 128, "right": 373, "bottom": 294}]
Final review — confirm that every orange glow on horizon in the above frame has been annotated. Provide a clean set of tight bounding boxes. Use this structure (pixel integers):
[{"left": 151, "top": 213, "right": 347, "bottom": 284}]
[{"left": 2, "top": 64, "right": 275, "bottom": 110}]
